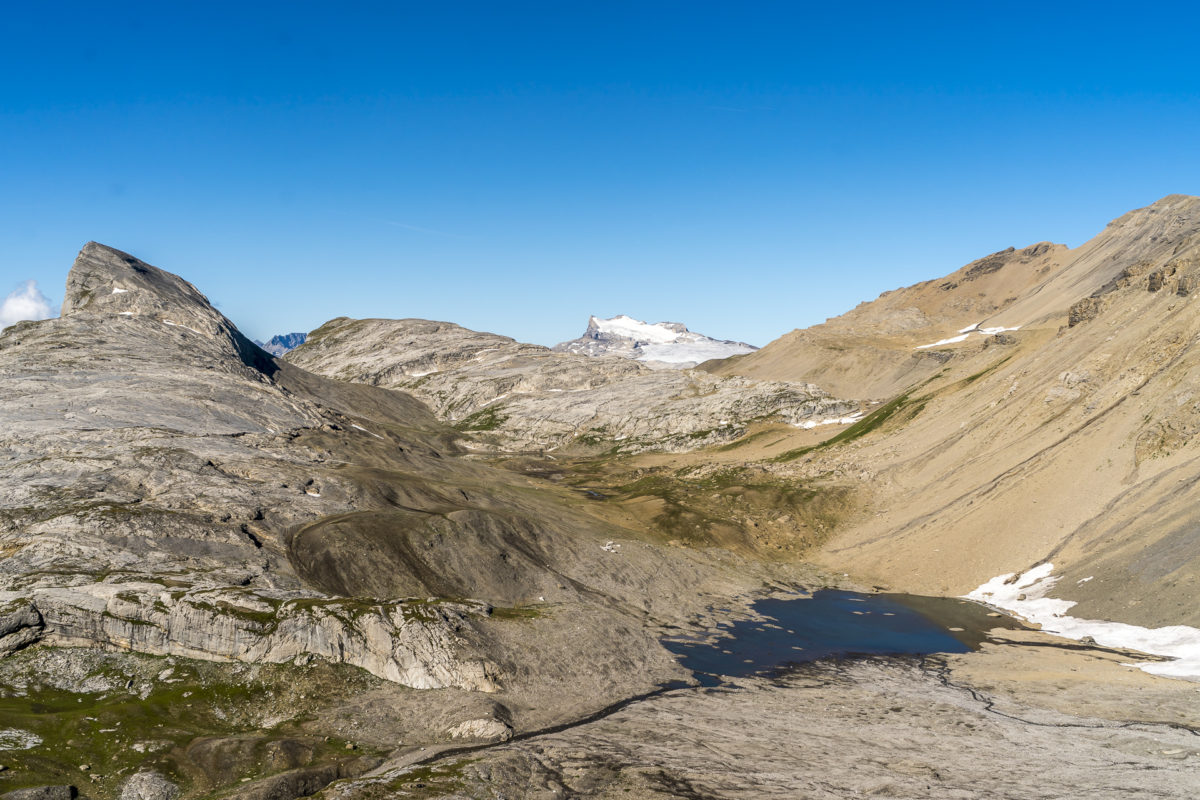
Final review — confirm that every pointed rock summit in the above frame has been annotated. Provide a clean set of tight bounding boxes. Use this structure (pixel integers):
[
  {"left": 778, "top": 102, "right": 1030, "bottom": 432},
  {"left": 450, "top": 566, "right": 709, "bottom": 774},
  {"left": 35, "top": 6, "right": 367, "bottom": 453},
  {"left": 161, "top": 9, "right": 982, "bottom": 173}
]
[
  {"left": 553, "top": 314, "right": 756, "bottom": 367},
  {"left": 65, "top": 242, "right": 222, "bottom": 330},
  {"left": 61, "top": 242, "right": 275, "bottom": 372}
]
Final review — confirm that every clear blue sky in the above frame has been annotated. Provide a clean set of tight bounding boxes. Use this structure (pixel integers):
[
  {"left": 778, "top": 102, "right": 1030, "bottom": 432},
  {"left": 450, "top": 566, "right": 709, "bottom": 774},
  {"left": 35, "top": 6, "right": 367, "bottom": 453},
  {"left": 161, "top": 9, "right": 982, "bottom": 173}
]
[{"left": 3, "top": 1, "right": 1198, "bottom": 346}]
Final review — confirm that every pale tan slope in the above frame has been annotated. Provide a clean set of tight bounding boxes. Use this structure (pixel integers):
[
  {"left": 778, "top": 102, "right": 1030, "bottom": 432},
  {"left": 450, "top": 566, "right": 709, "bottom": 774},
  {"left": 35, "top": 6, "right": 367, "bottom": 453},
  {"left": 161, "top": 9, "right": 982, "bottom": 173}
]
[
  {"left": 795, "top": 195, "right": 1200, "bottom": 628},
  {"left": 708, "top": 242, "right": 1069, "bottom": 398},
  {"left": 997, "top": 193, "right": 1200, "bottom": 327}
]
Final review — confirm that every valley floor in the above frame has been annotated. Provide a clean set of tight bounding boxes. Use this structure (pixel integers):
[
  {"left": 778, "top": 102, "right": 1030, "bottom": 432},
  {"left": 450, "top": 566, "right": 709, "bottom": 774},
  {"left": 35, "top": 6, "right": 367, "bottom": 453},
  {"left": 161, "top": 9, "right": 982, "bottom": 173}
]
[{"left": 326, "top": 630, "right": 1200, "bottom": 799}]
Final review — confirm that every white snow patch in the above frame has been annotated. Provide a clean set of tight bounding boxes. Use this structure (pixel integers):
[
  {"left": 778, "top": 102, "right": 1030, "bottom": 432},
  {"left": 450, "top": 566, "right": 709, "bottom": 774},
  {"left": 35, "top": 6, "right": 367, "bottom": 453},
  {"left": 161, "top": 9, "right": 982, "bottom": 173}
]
[
  {"left": 408, "top": 368, "right": 438, "bottom": 377},
  {"left": 796, "top": 413, "right": 863, "bottom": 430},
  {"left": 637, "top": 338, "right": 755, "bottom": 365},
  {"left": 967, "top": 564, "right": 1200, "bottom": 680},
  {"left": 350, "top": 423, "right": 385, "bottom": 440},
  {"left": 0, "top": 728, "right": 42, "bottom": 749},
  {"left": 162, "top": 320, "right": 205, "bottom": 336},
  {"left": 914, "top": 324, "right": 1022, "bottom": 350},
  {"left": 483, "top": 393, "right": 509, "bottom": 406},
  {"left": 111, "top": 287, "right": 129, "bottom": 294},
  {"left": 595, "top": 315, "right": 682, "bottom": 345},
  {"left": 582, "top": 315, "right": 755, "bottom": 365},
  {"left": 601, "top": 540, "right": 621, "bottom": 553},
  {"left": 915, "top": 333, "right": 970, "bottom": 349},
  {"left": 118, "top": 311, "right": 134, "bottom": 316}
]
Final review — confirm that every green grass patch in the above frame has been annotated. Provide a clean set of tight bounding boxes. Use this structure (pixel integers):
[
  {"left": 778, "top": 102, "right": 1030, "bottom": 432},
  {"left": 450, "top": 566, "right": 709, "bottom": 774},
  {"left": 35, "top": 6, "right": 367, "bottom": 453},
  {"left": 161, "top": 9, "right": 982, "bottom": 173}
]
[
  {"left": 960, "top": 354, "right": 1013, "bottom": 385},
  {"left": 453, "top": 405, "right": 508, "bottom": 432},
  {"left": 772, "top": 392, "right": 926, "bottom": 462},
  {"left": 0, "top": 649, "right": 380, "bottom": 797},
  {"left": 382, "top": 759, "right": 473, "bottom": 797},
  {"left": 487, "top": 605, "right": 544, "bottom": 621}
]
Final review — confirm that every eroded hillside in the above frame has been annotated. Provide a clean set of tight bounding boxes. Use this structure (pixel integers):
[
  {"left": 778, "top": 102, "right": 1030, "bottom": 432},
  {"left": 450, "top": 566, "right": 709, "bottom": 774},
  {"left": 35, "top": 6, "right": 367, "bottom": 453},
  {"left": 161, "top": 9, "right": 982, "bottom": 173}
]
[{"left": 690, "top": 195, "right": 1200, "bottom": 632}]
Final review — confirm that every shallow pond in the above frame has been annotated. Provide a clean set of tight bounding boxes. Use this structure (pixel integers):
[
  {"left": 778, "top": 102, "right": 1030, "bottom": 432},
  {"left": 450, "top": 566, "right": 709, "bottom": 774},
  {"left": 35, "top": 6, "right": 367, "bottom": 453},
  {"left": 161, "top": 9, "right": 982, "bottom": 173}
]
[{"left": 666, "top": 589, "right": 1023, "bottom": 686}]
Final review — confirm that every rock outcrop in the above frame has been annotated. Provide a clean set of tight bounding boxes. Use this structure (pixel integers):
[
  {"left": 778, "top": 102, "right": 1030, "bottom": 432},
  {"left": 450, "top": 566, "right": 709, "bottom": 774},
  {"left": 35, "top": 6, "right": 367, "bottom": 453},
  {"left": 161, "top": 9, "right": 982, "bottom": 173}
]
[
  {"left": 1, "top": 788, "right": 77, "bottom": 800},
  {"left": 119, "top": 772, "right": 178, "bottom": 800},
  {"left": 3, "top": 584, "right": 498, "bottom": 690},
  {"left": 0, "top": 600, "right": 43, "bottom": 656}
]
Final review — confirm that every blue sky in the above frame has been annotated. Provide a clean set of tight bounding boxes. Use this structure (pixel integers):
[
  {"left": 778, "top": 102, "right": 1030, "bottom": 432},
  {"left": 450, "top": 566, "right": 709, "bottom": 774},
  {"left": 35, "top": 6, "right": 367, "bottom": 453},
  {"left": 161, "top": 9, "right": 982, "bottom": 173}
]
[{"left": 3, "top": 1, "right": 1199, "bottom": 346}]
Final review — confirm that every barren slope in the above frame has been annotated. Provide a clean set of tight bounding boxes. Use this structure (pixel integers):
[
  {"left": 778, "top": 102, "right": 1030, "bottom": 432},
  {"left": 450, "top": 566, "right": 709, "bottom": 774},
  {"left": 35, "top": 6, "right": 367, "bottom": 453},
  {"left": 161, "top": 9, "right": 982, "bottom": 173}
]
[{"left": 768, "top": 195, "right": 1200, "bottom": 628}]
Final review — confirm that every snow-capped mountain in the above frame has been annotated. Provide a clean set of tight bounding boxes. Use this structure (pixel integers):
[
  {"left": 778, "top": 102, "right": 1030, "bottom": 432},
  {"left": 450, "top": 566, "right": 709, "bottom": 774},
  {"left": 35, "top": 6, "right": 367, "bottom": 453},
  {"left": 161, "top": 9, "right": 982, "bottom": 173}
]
[
  {"left": 553, "top": 315, "right": 756, "bottom": 367},
  {"left": 253, "top": 331, "right": 307, "bottom": 356}
]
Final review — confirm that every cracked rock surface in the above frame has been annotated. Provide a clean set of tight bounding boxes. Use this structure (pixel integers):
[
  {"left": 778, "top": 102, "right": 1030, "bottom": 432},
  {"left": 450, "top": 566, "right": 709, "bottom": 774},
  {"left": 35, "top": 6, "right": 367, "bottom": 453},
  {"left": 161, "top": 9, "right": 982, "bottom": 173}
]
[{"left": 344, "top": 634, "right": 1200, "bottom": 799}]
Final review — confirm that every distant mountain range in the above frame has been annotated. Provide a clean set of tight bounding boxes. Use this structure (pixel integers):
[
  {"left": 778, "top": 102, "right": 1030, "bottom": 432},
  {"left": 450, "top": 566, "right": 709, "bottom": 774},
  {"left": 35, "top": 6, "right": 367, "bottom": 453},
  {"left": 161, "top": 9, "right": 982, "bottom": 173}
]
[
  {"left": 553, "top": 314, "right": 756, "bottom": 366},
  {"left": 285, "top": 316, "right": 839, "bottom": 453},
  {"left": 253, "top": 331, "right": 307, "bottom": 356}
]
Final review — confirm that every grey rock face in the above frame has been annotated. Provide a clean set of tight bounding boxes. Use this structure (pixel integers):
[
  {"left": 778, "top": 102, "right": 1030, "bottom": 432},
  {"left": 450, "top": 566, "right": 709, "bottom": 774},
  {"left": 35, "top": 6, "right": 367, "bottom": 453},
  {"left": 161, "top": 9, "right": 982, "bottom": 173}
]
[
  {"left": 9, "top": 583, "right": 499, "bottom": 690},
  {"left": 393, "top": 659, "right": 1200, "bottom": 800},
  {"left": 119, "top": 772, "right": 178, "bottom": 800},
  {"left": 0, "top": 789, "right": 76, "bottom": 800},
  {"left": 446, "top": 716, "right": 514, "bottom": 741},
  {"left": 0, "top": 600, "right": 43, "bottom": 657},
  {"left": 286, "top": 317, "right": 852, "bottom": 453}
]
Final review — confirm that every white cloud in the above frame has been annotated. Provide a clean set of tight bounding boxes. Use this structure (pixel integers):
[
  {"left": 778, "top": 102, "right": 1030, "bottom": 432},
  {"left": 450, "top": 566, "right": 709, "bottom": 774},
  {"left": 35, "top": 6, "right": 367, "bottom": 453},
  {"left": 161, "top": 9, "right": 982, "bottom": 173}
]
[{"left": 0, "top": 280, "right": 56, "bottom": 330}]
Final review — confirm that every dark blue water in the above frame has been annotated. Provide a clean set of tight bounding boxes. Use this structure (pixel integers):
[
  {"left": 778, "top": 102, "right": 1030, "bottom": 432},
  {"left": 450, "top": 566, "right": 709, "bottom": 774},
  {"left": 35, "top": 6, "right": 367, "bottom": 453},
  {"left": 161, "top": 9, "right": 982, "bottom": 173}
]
[{"left": 665, "top": 590, "right": 1020, "bottom": 686}]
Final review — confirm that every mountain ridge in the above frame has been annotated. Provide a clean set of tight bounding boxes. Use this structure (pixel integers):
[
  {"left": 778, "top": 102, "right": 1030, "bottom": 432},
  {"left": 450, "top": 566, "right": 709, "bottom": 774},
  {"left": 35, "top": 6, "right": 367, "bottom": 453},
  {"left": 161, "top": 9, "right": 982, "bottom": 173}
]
[{"left": 284, "top": 315, "right": 849, "bottom": 453}]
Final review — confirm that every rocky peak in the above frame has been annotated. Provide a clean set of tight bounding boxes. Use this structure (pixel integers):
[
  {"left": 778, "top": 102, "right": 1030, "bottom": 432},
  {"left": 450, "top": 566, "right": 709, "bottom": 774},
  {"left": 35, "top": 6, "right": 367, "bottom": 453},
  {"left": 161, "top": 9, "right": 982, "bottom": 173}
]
[
  {"left": 64, "top": 242, "right": 229, "bottom": 334},
  {"left": 61, "top": 242, "right": 276, "bottom": 373},
  {"left": 556, "top": 314, "right": 756, "bottom": 367}
]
